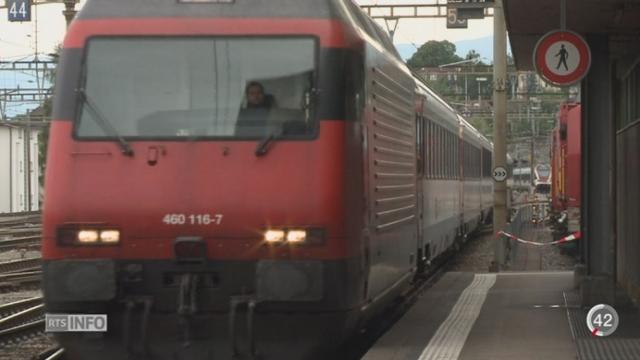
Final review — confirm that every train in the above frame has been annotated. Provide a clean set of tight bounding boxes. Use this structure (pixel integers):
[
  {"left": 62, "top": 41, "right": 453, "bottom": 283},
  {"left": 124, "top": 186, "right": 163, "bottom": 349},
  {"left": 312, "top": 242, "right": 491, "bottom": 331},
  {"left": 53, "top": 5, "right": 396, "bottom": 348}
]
[
  {"left": 42, "top": 1, "right": 493, "bottom": 359},
  {"left": 509, "top": 166, "right": 532, "bottom": 192},
  {"left": 550, "top": 103, "right": 581, "bottom": 242},
  {"left": 533, "top": 164, "right": 551, "bottom": 196}
]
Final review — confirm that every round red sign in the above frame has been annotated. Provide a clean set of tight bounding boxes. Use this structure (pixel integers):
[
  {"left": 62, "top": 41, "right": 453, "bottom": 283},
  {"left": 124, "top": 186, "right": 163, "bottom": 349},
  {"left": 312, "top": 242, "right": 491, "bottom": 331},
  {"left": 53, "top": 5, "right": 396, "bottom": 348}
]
[{"left": 533, "top": 30, "right": 591, "bottom": 86}]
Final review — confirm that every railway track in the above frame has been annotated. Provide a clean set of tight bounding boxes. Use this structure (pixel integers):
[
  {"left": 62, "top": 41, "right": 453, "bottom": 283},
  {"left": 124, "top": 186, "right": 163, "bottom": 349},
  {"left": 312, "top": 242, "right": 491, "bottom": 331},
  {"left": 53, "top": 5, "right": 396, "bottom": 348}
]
[
  {"left": 0, "top": 258, "right": 42, "bottom": 292},
  {"left": 0, "top": 297, "right": 45, "bottom": 346},
  {"left": 0, "top": 212, "right": 41, "bottom": 226},
  {"left": 0, "top": 296, "right": 43, "bottom": 318},
  {"left": 0, "top": 257, "right": 42, "bottom": 273},
  {"left": 0, "top": 226, "right": 42, "bottom": 238},
  {"left": 0, "top": 271, "right": 42, "bottom": 292},
  {"left": 0, "top": 235, "right": 41, "bottom": 251},
  {"left": 0, "top": 319, "right": 46, "bottom": 346},
  {"left": 0, "top": 212, "right": 42, "bottom": 243},
  {"left": 37, "top": 347, "right": 66, "bottom": 360}
]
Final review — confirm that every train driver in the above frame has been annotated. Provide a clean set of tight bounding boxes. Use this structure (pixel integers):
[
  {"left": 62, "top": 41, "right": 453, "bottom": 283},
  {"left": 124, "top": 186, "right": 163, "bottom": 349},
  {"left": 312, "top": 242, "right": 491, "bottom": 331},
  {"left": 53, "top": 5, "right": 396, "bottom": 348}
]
[{"left": 235, "top": 81, "right": 279, "bottom": 136}]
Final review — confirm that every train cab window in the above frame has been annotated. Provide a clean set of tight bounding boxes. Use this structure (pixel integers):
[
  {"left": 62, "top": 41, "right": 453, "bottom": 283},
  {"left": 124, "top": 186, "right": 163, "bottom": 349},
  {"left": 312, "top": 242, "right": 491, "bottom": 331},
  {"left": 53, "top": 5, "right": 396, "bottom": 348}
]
[{"left": 75, "top": 37, "right": 317, "bottom": 140}]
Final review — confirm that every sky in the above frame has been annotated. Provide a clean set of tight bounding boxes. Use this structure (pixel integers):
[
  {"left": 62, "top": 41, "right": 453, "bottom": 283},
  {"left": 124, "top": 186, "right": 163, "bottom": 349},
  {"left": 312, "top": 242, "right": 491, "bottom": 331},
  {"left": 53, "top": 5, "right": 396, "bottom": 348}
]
[
  {"left": 0, "top": 0, "right": 494, "bottom": 60},
  {"left": 0, "top": 1, "right": 88, "bottom": 60},
  {"left": 357, "top": 0, "right": 494, "bottom": 50}
]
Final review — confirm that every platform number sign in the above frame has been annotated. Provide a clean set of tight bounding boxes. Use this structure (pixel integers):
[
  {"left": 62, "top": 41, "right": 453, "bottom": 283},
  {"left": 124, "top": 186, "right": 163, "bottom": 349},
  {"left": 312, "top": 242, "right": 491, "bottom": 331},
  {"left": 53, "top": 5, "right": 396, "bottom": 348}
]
[
  {"left": 586, "top": 304, "right": 619, "bottom": 337},
  {"left": 7, "top": 0, "right": 31, "bottom": 22},
  {"left": 446, "top": 7, "right": 468, "bottom": 28}
]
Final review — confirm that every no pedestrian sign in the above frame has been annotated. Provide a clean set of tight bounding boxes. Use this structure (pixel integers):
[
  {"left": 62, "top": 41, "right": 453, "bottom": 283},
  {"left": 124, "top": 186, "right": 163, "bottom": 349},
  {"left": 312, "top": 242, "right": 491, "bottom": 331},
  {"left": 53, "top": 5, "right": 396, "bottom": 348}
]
[{"left": 534, "top": 30, "right": 591, "bottom": 87}]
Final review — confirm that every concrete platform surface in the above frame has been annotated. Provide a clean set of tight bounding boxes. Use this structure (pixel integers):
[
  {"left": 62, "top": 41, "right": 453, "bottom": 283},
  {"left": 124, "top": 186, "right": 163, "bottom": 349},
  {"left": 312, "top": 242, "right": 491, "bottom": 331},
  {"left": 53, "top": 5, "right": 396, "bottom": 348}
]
[{"left": 363, "top": 271, "right": 640, "bottom": 360}]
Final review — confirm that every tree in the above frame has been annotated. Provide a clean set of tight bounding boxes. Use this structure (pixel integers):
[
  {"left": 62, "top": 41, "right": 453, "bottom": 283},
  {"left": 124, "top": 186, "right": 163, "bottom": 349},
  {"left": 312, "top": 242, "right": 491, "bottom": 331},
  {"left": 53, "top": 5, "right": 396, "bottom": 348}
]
[
  {"left": 407, "top": 40, "right": 463, "bottom": 68},
  {"left": 465, "top": 49, "right": 485, "bottom": 65}
]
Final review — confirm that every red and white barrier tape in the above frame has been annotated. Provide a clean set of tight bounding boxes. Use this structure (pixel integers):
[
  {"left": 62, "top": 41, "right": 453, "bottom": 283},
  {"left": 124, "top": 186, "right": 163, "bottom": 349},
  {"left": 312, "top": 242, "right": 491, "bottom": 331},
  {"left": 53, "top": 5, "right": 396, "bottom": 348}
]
[{"left": 496, "top": 231, "right": 581, "bottom": 246}]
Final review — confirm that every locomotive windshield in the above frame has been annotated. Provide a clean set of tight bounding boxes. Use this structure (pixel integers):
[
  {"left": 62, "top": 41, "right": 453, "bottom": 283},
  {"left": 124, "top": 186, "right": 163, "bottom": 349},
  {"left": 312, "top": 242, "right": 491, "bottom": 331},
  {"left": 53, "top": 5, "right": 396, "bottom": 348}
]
[
  {"left": 536, "top": 165, "right": 550, "bottom": 178},
  {"left": 75, "top": 37, "right": 317, "bottom": 139}
]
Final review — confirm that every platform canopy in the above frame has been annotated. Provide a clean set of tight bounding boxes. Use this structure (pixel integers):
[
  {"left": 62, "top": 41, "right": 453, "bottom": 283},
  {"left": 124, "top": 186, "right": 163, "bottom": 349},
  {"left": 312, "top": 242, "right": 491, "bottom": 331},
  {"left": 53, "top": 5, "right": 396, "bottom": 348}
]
[{"left": 504, "top": 0, "right": 640, "bottom": 70}]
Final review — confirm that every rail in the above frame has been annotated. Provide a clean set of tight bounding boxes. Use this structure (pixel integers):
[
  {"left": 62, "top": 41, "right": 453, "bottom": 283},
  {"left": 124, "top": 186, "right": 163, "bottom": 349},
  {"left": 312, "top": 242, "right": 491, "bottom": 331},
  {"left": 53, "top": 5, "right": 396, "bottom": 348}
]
[
  {"left": 0, "top": 257, "right": 42, "bottom": 273},
  {"left": 502, "top": 204, "right": 538, "bottom": 267},
  {"left": 0, "top": 235, "right": 41, "bottom": 251},
  {"left": 0, "top": 296, "right": 43, "bottom": 319}
]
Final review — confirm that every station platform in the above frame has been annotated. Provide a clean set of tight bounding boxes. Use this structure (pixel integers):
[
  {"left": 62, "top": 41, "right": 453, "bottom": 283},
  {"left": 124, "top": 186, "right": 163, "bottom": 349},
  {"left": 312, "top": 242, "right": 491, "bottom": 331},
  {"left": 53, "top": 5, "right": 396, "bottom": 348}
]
[{"left": 363, "top": 271, "right": 640, "bottom": 360}]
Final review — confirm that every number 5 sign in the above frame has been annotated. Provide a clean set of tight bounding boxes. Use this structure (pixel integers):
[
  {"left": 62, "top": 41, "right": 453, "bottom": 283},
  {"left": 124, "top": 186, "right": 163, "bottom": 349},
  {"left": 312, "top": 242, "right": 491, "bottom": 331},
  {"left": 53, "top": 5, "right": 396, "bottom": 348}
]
[
  {"left": 446, "top": 7, "right": 468, "bottom": 29},
  {"left": 8, "top": 0, "right": 32, "bottom": 22}
]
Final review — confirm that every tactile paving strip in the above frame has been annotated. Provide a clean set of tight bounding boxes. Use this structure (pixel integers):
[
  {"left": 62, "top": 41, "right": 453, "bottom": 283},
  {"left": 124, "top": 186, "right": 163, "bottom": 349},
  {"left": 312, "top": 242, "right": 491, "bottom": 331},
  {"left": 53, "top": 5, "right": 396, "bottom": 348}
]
[
  {"left": 564, "top": 291, "right": 640, "bottom": 359},
  {"left": 576, "top": 338, "right": 640, "bottom": 360}
]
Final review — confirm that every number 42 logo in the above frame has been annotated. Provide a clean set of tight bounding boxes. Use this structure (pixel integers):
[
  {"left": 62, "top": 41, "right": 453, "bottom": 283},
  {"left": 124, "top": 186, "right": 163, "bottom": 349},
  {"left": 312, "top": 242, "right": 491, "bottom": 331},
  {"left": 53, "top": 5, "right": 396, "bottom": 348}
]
[
  {"left": 586, "top": 304, "right": 619, "bottom": 337},
  {"left": 8, "top": 0, "right": 31, "bottom": 22}
]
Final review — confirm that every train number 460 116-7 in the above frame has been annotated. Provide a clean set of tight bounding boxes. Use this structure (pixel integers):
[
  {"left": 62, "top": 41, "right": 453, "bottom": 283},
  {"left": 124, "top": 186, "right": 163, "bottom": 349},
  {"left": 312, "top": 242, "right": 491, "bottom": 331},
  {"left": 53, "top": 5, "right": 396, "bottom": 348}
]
[{"left": 162, "top": 214, "right": 223, "bottom": 225}]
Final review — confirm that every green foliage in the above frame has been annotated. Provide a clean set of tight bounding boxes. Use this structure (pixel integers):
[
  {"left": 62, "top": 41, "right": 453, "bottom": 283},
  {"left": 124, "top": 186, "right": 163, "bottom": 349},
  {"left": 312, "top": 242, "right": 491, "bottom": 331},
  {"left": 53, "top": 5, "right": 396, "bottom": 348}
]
[
  {"left": 465, "top": 50, "right": 485, "bottom": 65},
  {"left": 407, "top": 40, "right": 463, "bottom": 68},
  {"left": 468, "top": 117, "right": 492, "bottom": 138}
]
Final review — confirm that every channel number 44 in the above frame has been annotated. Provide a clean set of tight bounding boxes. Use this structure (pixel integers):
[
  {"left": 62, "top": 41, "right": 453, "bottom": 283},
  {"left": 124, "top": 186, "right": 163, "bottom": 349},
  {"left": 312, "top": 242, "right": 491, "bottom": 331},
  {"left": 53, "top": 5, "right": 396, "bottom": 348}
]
[{"left": 163, "top": 214, "right": 223, "bottom": 226}]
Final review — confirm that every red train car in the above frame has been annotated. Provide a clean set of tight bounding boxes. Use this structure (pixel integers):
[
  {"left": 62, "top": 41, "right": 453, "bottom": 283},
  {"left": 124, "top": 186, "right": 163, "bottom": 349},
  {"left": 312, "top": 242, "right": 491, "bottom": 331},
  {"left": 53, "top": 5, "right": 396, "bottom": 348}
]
[
  {"left": 42, "top": 1, "right": 492, "bottom": 359},
  {"left": 550, "top": 103, "right": 581, "bottom": 236}
]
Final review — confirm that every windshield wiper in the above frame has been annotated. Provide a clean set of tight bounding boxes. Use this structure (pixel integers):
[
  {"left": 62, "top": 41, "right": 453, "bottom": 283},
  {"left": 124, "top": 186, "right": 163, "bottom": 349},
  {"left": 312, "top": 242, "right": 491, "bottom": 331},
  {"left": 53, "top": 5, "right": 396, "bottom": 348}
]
[
  {"left": 77, "top": 88, "right": 134, "bottom": 157},
  {"left": 255, "top": 133, "right": 276, "bottom": 157}
]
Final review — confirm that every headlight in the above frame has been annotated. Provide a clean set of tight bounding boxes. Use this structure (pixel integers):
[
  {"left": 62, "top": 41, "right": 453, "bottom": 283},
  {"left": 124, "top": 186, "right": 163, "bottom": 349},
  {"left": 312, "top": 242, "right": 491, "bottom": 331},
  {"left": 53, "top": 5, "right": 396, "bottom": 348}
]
[
  {"left": 264, "top": 230, "right": 286, "bottom": 243},
  {"left": 99, "top": 230, "right": 120, "bottom": 243},
  {"left": 77, "top": 230, "right": 99, "bottom": 243},
  {"left": 263, "top": 228, "right": 324, "bottom": 245},
  {"left": 57, "top": 226, "right": 121, "bottom": 246},
  {"left": 286, "top": 230, "right": 307, "bottom": 244}
]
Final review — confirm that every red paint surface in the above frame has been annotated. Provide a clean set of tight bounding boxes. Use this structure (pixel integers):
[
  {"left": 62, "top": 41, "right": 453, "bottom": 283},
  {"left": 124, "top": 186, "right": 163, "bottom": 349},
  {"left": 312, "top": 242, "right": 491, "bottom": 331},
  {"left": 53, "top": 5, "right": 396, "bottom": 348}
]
[
  {"left": 550, "top": 112, "right": 566, "bottom": 212},
  {"left": 566, "top": 105, "right": 582, "bottom": 208},
  {"left": 64, "top": 18, "right": 355, "bottom": 49},
  {"left": 551, "top": 103, "right": 581, "bottom": 213},
  {"left": 42, "top": 121, "right": 353, "bottom": 261}
]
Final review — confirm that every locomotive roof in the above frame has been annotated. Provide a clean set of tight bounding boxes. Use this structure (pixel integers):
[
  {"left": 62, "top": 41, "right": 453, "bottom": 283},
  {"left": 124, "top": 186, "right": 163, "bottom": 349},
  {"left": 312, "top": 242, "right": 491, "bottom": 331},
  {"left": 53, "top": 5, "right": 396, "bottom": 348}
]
[{"left": 77, "top": 0, "right": 350, "bottom": 20}]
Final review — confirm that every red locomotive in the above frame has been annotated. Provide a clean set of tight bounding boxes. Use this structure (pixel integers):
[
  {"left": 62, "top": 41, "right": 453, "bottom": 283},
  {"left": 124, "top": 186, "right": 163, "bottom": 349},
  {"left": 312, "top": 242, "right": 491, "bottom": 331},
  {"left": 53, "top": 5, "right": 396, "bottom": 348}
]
[
  {"left": 42, "top": 1, "right": 492, "bottom": 359},
  {"left": 550, "top": 103, "right": 581, "bottom": 241}
]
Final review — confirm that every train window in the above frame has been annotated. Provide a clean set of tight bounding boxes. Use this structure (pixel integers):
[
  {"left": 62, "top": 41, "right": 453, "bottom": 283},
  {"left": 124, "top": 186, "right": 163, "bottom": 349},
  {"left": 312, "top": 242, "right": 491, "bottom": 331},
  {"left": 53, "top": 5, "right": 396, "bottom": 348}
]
[
  {"left": 441, "top": 126, "right": 445, "bottom": 179},
  {"left": 75, "top": 37, "right": 317, "bottom": 140},
  {"left": 433, "top": 122, "right": 437, "bottom": 178},
  {"left": 450, "top": 132, "right": 454, "bottom": 178},
  {"left": 444, "top": 131, "right": 449, "bottom": 178},
  {"left": 430, "top": 122, "right": 436, "bottom": 179},
  {"left": 424, "top": 119, "right": 430, "bottom": 178},
  {"left": 454, "top": 135, "right": 458, "bottom": 179},
  {"left": 438, "top": 125, "right": 443, "bottom": 179},
  {"left": 416, "top": 115, "right": 424, "bottom": 177},
  {"left": 433, "top": 124, "right": 439, "bottom": 179},
  {"left": 447, "top": 131, "right": 451, "bottom": 178}
]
